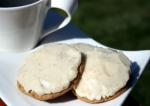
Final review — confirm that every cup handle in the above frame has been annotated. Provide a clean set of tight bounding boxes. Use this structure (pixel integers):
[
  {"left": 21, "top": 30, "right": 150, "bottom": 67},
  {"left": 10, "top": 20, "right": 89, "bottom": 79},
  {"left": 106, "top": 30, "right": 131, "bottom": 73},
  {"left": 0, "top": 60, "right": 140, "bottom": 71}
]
[{"left": 42, "top": 0, "right": 78, "bottom": 37}]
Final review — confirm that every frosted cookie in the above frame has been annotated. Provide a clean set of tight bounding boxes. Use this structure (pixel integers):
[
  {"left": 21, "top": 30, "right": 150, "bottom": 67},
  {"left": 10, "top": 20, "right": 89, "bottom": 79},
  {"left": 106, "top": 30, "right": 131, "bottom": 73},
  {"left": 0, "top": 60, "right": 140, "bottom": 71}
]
[
  {"left": 71, "top": 43, "right": 131, "bottom": 103},
  {"left": 17, "top": 43, "right": 83, "bottom": 101}
]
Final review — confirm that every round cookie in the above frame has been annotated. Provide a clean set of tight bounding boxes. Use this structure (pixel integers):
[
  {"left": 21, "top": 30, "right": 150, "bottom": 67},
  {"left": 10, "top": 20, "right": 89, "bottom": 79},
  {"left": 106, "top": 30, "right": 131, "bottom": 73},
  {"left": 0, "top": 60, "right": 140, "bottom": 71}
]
[
  {"left": 17, "top": 43, "right": 83, "bottom": 101},
  {"left": 71, "top": 43, "right": 131, "bottom": 103}
]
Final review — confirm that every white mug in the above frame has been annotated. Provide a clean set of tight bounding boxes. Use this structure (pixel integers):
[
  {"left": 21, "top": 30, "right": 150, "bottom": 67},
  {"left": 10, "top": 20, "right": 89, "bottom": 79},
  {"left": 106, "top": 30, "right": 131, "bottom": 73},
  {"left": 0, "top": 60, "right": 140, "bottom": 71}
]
[{"left": 0, "top": 0, "right": 77, "bottom": 52}]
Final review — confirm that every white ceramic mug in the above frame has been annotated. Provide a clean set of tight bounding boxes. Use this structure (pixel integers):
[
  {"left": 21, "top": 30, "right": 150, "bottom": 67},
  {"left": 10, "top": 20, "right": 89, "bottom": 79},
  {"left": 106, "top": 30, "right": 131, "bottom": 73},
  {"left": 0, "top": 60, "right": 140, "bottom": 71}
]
[{"left": 0, "top": 0, "right": 77, "bottom": 52}]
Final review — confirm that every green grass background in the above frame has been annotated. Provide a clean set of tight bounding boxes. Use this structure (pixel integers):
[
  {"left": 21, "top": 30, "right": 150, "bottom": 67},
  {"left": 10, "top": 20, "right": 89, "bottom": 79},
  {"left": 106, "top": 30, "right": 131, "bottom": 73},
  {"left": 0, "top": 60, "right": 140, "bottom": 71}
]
[{"left": 72, "top": 0, "right": 150, "bottom": 105}]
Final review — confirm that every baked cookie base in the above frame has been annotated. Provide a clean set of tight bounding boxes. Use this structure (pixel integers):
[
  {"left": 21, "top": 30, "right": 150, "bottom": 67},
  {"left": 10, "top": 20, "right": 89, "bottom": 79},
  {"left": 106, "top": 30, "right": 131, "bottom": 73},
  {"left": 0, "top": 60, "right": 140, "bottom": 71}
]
[
  {"left": 17, "top": 81, "right": 73, "bottom": 101},
  {"left": 73, "top": 85, "right": 128, "bottom": 104}
]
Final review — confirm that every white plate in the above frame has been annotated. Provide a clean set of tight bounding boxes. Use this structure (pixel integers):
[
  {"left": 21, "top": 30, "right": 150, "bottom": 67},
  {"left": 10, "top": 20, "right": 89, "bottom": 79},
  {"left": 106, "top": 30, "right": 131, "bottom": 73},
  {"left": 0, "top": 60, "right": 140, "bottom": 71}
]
[{"left": 0, "top": 11, "right": 150, "bottom": 106}]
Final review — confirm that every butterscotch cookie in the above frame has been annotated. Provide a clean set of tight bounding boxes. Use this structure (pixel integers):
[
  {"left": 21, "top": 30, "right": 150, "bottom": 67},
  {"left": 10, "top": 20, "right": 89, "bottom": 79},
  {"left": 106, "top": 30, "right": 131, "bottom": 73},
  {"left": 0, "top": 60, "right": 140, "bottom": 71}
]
[
  {"left": 71, "top": 43, "right": 131, "bottom": 103},
  {"left": 17, "top": 43, "right": 83, "bottom": 101}
]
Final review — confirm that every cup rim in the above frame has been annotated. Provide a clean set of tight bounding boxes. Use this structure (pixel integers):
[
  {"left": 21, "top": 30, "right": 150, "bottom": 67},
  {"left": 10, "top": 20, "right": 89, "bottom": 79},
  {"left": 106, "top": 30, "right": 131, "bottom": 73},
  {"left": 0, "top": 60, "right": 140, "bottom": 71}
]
[{"left": 0, "top": 0, "right": 43, "bottom": 10}]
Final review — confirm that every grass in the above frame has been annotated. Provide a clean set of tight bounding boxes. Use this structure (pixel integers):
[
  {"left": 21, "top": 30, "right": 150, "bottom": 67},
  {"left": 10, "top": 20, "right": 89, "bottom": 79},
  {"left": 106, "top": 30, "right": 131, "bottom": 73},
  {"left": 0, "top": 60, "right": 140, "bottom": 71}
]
[{"left": 72, "top": 0, "right": 150, "bottom": 105}]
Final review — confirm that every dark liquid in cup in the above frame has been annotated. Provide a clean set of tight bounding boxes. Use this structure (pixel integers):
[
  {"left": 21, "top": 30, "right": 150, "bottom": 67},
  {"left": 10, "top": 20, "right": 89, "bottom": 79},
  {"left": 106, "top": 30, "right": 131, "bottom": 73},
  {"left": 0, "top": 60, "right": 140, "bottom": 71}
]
[{"left": 0, "top": 0, "right": 39, "bottom": 7}]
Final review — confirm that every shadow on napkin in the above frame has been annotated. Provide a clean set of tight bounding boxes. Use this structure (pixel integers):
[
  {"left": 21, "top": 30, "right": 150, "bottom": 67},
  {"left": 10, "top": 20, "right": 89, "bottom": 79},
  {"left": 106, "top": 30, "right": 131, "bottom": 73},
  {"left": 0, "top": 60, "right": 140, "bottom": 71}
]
[
  {"left": 37, "top": 11, "right": 88, "bottom": 46},
  {"left": 127, "top": 62, "right": 140, "bottom": 87},
  {"left": 47, "top": 91, "right": 76, "bottom": 103}
]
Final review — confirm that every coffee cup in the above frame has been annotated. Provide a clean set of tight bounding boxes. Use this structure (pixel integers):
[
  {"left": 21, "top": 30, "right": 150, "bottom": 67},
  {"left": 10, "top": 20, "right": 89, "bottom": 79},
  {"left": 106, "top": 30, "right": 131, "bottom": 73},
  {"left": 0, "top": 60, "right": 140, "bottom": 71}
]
[{"left": 0, "top": 0, "right": 77, "bottom": 52}]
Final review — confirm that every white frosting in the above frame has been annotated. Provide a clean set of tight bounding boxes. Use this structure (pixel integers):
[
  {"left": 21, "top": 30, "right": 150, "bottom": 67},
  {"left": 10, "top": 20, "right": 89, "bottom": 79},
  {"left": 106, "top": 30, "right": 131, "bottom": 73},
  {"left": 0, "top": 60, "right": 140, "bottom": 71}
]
[
  {"left": 72, "top": 43, "right": 131, "bottom": 100},
  {"left": 17, "top": 43, "right": 81, "bottom": 95}
]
